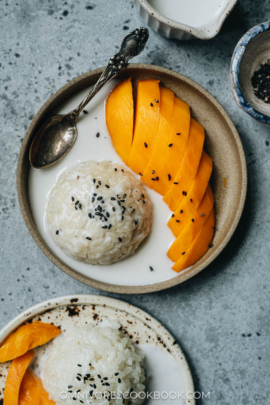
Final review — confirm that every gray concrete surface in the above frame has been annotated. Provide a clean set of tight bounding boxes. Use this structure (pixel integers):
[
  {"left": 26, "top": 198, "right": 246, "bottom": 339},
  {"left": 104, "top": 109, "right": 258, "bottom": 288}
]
[{"left": 0, "top": 0, "right": 270, "bottom": 403}]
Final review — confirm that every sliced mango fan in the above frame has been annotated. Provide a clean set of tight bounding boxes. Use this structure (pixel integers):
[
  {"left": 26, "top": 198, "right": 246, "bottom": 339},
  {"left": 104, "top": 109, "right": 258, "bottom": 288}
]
[{"left": 106, "top": 77, "right": 215, "bottom": 272}]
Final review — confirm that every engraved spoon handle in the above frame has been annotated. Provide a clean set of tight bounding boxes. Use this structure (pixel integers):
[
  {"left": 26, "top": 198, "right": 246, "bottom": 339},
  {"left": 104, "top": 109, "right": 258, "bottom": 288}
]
[{"left": 72, "top": 27, "right": 149, "bottom": 117}]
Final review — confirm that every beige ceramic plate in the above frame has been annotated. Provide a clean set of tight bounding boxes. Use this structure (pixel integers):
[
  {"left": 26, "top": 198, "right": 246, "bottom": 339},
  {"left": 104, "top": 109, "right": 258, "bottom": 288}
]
[
  {"left": 17, "top": 64, "right": 247, "bottom": 294},
  {"left": 0, "top": 295, "right": 195, "bottom": 404}
]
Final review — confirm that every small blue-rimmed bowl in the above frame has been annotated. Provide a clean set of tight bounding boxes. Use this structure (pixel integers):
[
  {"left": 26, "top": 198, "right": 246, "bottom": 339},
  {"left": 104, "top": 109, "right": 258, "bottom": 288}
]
[{"left": 231, "top": 21, "right": 270, "bottom": 125}]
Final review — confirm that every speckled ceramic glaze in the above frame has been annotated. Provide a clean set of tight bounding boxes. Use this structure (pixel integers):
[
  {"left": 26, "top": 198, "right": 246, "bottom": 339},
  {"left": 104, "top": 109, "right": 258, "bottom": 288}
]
[
  {"left": 231, "top": 21, "right": 270, "bottom": 125},
  {"left": 0, "top": 295, "right": 195, "bottom": 404},
  {"left": 134, "top": 0, "right": 238, "bottom": 40}
]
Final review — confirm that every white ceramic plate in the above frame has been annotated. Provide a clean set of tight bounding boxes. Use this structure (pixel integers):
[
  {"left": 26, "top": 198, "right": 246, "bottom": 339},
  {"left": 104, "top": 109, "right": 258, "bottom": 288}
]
[{"left": 0, "top": 295, "right": 195, "bottom": 404}]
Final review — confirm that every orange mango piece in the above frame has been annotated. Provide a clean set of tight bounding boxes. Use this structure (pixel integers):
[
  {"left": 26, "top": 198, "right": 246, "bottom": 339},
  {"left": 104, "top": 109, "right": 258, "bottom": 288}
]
[
  {"left": 168, "top": 151, "right": 213, "bottom": 237},
  {"left": 19, "top": 369, "right": 55, "bottom": 405},
  {"left": 0, "top": 322, "right": 61, "bottom": 363},
  {"left": 172, "top": 208, "right": 215, "bottom": 272},
  {"left": 155, "top": 97, "right": 191, "bottom": 195},
  {"left": 163, "top": 118, "right": 205, "bottom": 210},
  {"left": 142, "top": 87, "right": 175, "bottom": 192},
  {"left": 4, "top": 350, "right": 35, "bottom": 405},
  {"left": 106, "top": 77, "right": 134, "bottom": 164},
  {"left": 128, "top": 79, "right": 160, "bottom": 174},
  {"left": 167, "top": 185, "right": 214, "bottom": 262}
]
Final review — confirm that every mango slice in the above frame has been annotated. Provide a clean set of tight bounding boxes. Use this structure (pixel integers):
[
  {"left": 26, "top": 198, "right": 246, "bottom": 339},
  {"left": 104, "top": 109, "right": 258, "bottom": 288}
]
[
  {"left": 155, "top": 97, "right": 190, "bottom": 195},
  {"left": 4, "top": 350, "right": 35, "bottom": 405},
  {"left": 0, "top": 322, "right": 61, "bottom": 363},
  {"left": 128, "top": 79, "right": 160, "bottom": 174},
  {"left": 106, "top": 77, "right": 134, "bottom": 164},
  {"left": 163, "top": 118, "right": 205, "bottom": 210},
  {"left": 168, "top": 151, "right": 213, "bottom": 237},
  {"left": 172, "top": 208, "right": 215, "bottom": 272},
  {"left": 19, "top": 369, "right": 55, "bottom": 405},
  {"left": 142, "top": 87, "right": 175, "bottom": 192},
  {"left": 167, "top": 185, "right": 214, "bottom": 262}
]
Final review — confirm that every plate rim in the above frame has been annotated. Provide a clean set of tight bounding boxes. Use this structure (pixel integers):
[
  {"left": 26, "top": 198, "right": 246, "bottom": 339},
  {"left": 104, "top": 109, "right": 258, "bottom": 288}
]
[
  {"left": 0, "top": 294, "right": 195, "bottom": 405},
  {"left": 17, "top": 63, "right": 247, "bottom": 294}
]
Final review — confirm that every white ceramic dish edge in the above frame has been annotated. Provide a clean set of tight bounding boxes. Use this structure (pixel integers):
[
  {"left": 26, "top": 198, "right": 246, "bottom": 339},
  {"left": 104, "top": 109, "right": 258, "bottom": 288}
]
[
  {"left": 0, "top": 294, "right": 195, "bottom": 405},
  {"left": 134, "top": 0, "right": 238, "bottom": 40}
]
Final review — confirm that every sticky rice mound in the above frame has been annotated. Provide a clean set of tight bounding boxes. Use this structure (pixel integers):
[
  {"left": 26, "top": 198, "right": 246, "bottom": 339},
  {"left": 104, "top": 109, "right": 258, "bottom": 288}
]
[
  {"left": 46, "top": 161, "right": 152, "bottom": 265},
  {"left": 43, "top": 320, "right": 146, "bottom": 405}
]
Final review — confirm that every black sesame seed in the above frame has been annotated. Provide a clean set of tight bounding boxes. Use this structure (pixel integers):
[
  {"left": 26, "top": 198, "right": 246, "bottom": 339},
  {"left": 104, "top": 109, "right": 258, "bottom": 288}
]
[
  {"left": 97, "top": 196, "right": 102, "bottom": 200},
  {"left": 114, "top": 168, "right": 117, "bottom": 171},
  {"left": 86, "top": 237, "right": 92, "bottom": 240},
  {"left": 106, "top": 212, "right": 110, "bottom": 217},
  {"left": 83, "top": 110, "right": 88, "bottom": 114},
  {"left": 93, "top": 179, "right": 96, "bottom": 183},
  {"left": 173, "top": 182, "right": 178, "bottom": 185},
  {"left": 152, "top": 170, "right": 155, "bottom": 174},
  {"left": 192, "top": 218, "right": 194, "bottom": 222},
  {"left": 139, "top": 172, "right": 143, "bottom": 176},
  {"left": 123, "top": 194, "right": 127, "bottom": 198},
  {"left": 200, "top": 213, "right": 205, "bottom": 217},
  {"left": 168, "top": 174, "right": 171, "bottom": 181},
  {"left": 118, "top": 378, "right": 121, "bottom": 383},
  {"left": 182, "top": 191, "right": 187, "bottom": 196},
  {"left": 176, "top": 220, "right": 180, "bottom": 223},
  {"left": 172, "top": 214, "right": 174, "bottom": 218},
  {"left": 150, "top": 102, "right": 153, "bottom": 106},
  {"left": 150, "top": 266, "right": 154, "bottom": 271},
  {"left": 209, "top": 243, "right": 214, "bottom": 248},
  {"left": 98, "top": 181, "right": 101, "bottom": 185},
  {"left": 96, "top": 132, "right": 100, "bottom": 137},
  {"left": 121, "top": 215, "right": 124, "bottom": 220},
  {"left": 134, "top": 220, "right": 138, "bottom": 225},
  {"left": 182, "top": 252, "right": 185, "bottom": 255},
  {"left": 156, "top": 176, "right": 159, "bottom": 181},
  {"left": 122, "top": 207, "right": 126, "bottom": 214},
  {"left": 102, "top": 225, "right": 108, "bottom": 229},
  {"left": 118, "top": 237, "right": 122, "bottom": 242},
  {"left": 151, "top": 178, "right": 156, "bottom": 181},
  {"left": 92, "top": 197, "right": 95, "bottom": 203},
  {"left": 78, "top": 204, "right": 82, "bottom": 209},
  {"left": 108, "top": 224, "right": 112, "bottom": 229},
  {"left": 111, "top": 197, "right": 116, "bottom": 201},
  {"left": 155, "top": 99, "right": 159, "bottom": 103},
  {"left": 180, "top": 210, "right": 183, "bottom": 214},
  {"left": 190, "top": 199, "right": 193, "bottom": 202},
  {"left": 120, "top": 199, "right": 125, "bottom": 203},
  {"left": 144, "top": 142, "right": 148, "bottom": 148},
  {"left": 76, "top": 377, "right": 81, "bottom": 381},
  {"left": 112, "top": 207, "right": 116, "bottom": 212},
  {"left": 168, "top": 143, "right": 173, "bottom": 147},
  {"left": 77, "top": 364, "right": 82, "bottom": 367},
  {"left": 176, "top": 133, "right": 181, "bottom": 135},
  {"left": 105, "top": 184, "right": 110, "bottom": 188},
  {"left": 56, "top": 230, "right": 59, "bottom": 235},
  {"left": 115, "top": 373, "right": 119, "bottom": 376},
  {"left": 75, "top": 200, "right": 79, "bottom": 205},
  {"left": 71, "top": 196, "right": 75, "bottom": 201}
]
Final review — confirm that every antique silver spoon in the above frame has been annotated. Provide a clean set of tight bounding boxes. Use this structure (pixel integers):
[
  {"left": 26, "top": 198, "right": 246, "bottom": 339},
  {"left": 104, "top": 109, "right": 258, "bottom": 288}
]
[{"left": 29, "top": 28, "right": 149, "bottom": 169}]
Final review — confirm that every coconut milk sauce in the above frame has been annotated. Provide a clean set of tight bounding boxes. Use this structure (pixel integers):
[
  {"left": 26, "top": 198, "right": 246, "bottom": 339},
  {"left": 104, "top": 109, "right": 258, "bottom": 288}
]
[
  {"left": 148, "top": 0, "right": 224, "bottom": 28},
  {"left": 28, "top": 81, "right": 185, "bottom": 286}
]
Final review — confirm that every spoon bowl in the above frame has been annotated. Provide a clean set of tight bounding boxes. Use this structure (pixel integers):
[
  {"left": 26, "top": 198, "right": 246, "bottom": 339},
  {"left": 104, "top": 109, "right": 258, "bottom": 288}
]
[{"left": 29, "top": 114, "right": 78, "bottom": 168}]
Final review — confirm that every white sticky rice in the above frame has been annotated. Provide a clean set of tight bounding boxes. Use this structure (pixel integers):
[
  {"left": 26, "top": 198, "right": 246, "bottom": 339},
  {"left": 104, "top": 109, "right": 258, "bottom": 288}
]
[
  {"left": 43, "top": 320, "right": 146, "bottom": 405},
  {"left": 46, "top": 161, "right": 152, "bottom": 265}
]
